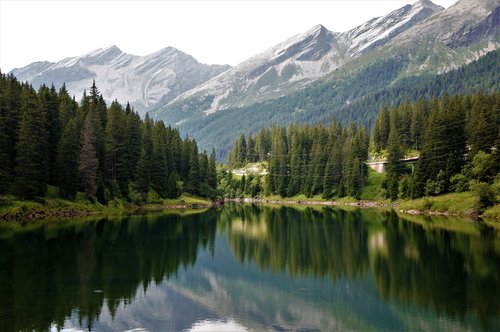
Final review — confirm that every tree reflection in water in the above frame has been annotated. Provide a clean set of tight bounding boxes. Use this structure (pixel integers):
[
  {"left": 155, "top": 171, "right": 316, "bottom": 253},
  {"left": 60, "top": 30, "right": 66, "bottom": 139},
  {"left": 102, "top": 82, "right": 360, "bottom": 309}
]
[{"left": 0, "top": 206, "right": 498, "bottom": 331}]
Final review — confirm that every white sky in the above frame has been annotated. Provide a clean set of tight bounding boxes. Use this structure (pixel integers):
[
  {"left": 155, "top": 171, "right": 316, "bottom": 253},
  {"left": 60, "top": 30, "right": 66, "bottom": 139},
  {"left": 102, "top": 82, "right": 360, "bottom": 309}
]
[{"left": 0, "top": 0, "right": 457, "bottom": 72}]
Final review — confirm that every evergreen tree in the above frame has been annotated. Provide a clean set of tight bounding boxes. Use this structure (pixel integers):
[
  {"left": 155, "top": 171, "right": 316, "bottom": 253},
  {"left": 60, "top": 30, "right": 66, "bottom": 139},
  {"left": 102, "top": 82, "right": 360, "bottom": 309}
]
[
  {"left": 199, "top": 151, "right": 209, "bottom": 186},
  {"left": 322, "top": 157, "right": 335, "bottom": 199},
  {"left": 6, "top": 74, "right": 22, "bottom": 177},
  {"left": 79, "top": 114, "right": 99, "bottom": 198},
  {"left": 124, "top": 106, "right": 142, "bottom": 181},
  {"left": 58, "top": 83, "right": 77, "bottom": 128},
  {"left": 165, "top": 172, "right": 179, "bottom": 198},
  {"left": 247, "top": 136, "right": 256, "bottom": 163},
  {"left": 0, "top": 73, "right": 11, "bottom": 193},
  {"left": 180, "top": 137, "right": 192, "bottom": 181},
  {"left": 237, "top": 133, "right": 247, "bottom": 165},
  {"left": 135, "top": 148, "right": 150, "bottom": 194},
  {"left": 56, "top": 119, "right": 79, "bottom": 199},
  {"left": 467, "top": 92, "right": 498, "bottom": 156},
  {"left": 39, "top": 84, "right": 61, "bottom": 185},
  {"left": 14, "top": 85, "right": 48, "bottom": 199},
  {"left": 255, "top": 127, "right": 271, "bottom": 161},
  {"left": 105, "top": 101, "right": 127, "bottom": 193},
  {"left": 207, "top": 148, "right": 217, "bottom": 189},
  {"left": 186, "top": 141, "right": 201, "bottom": 195},
  {"left": 385, "top": 107, "right": 404, "bottom": 200},
  {"left": 286, "top": 127, "right": 302, "bottom": 197},
  {"left": 310, "top": 126, "right": 328, "bottom": 196},
  {"left": 150, "top": 121, "right": 169, "bottom": 196},
  {"left": 371, "top": 106, "right": 390, "bottom": 151}
]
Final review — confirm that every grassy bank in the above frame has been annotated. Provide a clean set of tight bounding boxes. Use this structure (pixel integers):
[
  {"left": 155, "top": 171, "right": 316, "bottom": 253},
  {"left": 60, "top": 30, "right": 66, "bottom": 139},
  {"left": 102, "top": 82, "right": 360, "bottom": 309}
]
[
  {"left": 361, "top": 169, "right": 500, "bottom": 221},
  {"left": 0, "top": 191, "right": 214, "bottom": 223},
  {"left": 229, "top": 168, "right": 500, "bottom": 222}
]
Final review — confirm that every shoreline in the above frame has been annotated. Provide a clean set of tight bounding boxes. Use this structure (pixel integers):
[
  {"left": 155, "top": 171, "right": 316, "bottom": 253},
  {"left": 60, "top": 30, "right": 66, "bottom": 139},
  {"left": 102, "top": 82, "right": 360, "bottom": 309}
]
[
  {"left": 0, "top": 199, "right": 219, "bottom": 223},
  {"left": 223, "top": 197, "right": 488, "bottom": 220},
  {"left": 0, "top": 196, "right": 496, "bottom": 223},
  {"left": 224, "top": 197, "right": 393, "bottom": 208}
]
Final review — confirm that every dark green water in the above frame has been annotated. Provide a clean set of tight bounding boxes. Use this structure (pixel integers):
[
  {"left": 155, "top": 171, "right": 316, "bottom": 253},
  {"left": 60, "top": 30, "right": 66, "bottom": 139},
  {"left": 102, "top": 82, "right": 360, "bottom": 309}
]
[{"left": 0, "top": 205, "right": 499, "bottom": 331}]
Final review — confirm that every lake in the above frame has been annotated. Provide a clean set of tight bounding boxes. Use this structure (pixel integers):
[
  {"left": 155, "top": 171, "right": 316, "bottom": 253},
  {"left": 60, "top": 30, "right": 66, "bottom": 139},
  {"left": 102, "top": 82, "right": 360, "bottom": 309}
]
[{"left": 0, "top": 205, "right": 499, "bottom": 331}]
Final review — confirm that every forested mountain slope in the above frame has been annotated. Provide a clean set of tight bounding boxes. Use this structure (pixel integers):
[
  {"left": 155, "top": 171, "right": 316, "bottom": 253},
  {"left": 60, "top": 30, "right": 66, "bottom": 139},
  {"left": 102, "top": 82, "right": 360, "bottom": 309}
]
[{"left": 166, "top": 49, "right": 499, "bottom": 159}]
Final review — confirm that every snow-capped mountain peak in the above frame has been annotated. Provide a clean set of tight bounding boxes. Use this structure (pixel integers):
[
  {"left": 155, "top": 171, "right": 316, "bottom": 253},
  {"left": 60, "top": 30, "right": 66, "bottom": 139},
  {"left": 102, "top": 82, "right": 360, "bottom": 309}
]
[
  {"left": 165, "top": 22, "right": 342, "bottom": 115},
  {"left": 339, "top": 0, "right": 444, "bottom": 56},
  {"left": 163, "top": 1, "right": 445, "bottom": 116},
  {"left": 87, "top": 45, "right": 122, "bottom": 57}
]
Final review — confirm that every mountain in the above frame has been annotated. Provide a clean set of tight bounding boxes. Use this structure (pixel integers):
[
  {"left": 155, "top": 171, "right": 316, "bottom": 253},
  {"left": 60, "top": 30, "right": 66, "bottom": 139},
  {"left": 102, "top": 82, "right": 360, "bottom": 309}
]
[
  {"left": 162, "top": 0, "right": 444, "bottom": 115},
  {"left": 378, "top": 0, "right": 500, "bottom": 73},
  {"left": 9, "top": 46, "right": 230, "bottom": 115},
  {"left": 337, "top": 0, "right": 444, "bottom": 57},
  {"left": 162, "top": 50, "right": 500, "bottom": 159},
  {"left": 151, "top": 0, "right": 499, "bottom": 158}
]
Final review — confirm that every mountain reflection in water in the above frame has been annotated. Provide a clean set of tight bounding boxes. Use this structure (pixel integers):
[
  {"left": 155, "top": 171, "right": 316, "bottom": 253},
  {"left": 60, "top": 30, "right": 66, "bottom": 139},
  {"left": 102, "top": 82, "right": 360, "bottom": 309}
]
[{"left": 0, "top": 205, "right": 498, "bottom": 331}]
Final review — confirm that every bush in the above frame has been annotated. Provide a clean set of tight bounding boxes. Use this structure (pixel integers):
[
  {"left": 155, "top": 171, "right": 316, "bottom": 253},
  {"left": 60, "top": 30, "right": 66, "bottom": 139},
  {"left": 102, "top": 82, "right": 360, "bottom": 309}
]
[
  {"left": 450, "top": 173, "right": 469, "bottom": 192},
  {"left": 146, "top": 188, "right": 162, "bottom": 204},
  {"left": 128, "top": 182, "right": 144, "bottom": 204},
  {"left": 423, "top": 197, "right": 433, "bottom": 210},
  {"left": 492, "top": 174, "right": 500, "bottom": 196},
  {"left": 398, "top": 174, "right": 413, "bottom": 199},
  {"left": 471, "top": 151, "right": 497, "bottom": 183},
  {"left": 425, "top": 179, "right": 437, "bottom": 196},
  {"left": 469, "top": 180, "right": 496, "bottom": 210},
  {"left": 425, "top": 170, "right": 447, "bottom": 196}
]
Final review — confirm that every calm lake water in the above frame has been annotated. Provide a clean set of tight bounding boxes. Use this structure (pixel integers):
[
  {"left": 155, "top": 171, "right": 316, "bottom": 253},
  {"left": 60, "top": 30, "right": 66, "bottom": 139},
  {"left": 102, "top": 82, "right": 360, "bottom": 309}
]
[{"left": 0, "top": 205, "right": 499, "bottom": 331}]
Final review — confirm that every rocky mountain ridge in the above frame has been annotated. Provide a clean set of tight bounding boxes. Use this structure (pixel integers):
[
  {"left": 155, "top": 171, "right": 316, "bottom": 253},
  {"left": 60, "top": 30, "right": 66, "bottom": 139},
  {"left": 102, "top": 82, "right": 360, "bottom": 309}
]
[
  {"left": 10, "top": 46, "right": 230, "bottom": 115},
  {"left": 164, "top": 0, "right": 446, "bottom": 115}
]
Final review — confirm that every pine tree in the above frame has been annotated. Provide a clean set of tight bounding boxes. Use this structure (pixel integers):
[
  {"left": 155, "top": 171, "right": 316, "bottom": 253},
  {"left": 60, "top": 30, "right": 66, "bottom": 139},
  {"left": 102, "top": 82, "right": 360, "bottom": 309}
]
[
  {"left": 58, "top": 83, "right": 77, "bottom": 128},
  {"left": 135, "top": 148, "right": 150, "bottom": 194},
  {"left": 14, "top": 85, "right": 48, "bottom": 199},
  {"left": 207, "top": 148, "right": 217, "bottom": 189},
  {"left": 199, "top": 151, "right": 209, "bottom": 185},
  {"left": 136, "top": 115, "right": 153, "bottom": 193},
  {"left": 310, "top": 126, "right": 328, "bottom": 196},
  {"left": 124, "top": 107, "right": 142, "bottom": 181},
  {"left": 186, "top": 140, "right": 200, "bottom": 195},
  {"left": 371, "top": 106, "right": 390, "bottom": 151},
  {"left": 322, "top": 157, "right": 334, "bottom": 199},
  {"left": 286, "top": 127, "right": 302, "bottom": 197},
  {"left": 56, "top": 119, "right": 80, "bottom": 199},
  {"left": 385, "top": 116, "right": 404, "bottom": 200},
  {"left": 0, "top": 73, "right": 11, "bottom": 193},
  {"left": 468, "top": 92, "right": 497, "bottom": 156},
  {"left": 266, "top": 126, "right": 288, "bottom": 196},
  {"left": 255, "top": 127, "right": 271, "bottom": 161},
  {"left": 39, "top": 84, "right": 61, "bottom": 185},
  {"left": 87, "top": 82, "right": 106, "bottom": 172},
  {"left": 105, "top": 101, "right": 127, "bottom": 193},
  {"left": 6, "top": 74, "right": 22, "bottom": 177},
  {"left": 165, "top": 172, "right": 179, "bottom": 198},
  {"left": 150, "top": 121, "right": 169, "bottom": 196},
  {"left": 79, "top": 114, "right": 99, "bottom": 198},
  {"left": 180, "top": 137, "right": 191, "bottom": 182},
  {"left": 247, "top": 136, "right": 256, "bottom": 163}
]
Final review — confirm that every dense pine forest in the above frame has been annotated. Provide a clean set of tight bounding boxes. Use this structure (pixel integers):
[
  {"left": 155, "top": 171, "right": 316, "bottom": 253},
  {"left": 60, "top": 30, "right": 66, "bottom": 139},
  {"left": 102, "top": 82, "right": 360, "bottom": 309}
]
[
  {"left": 226, "top": 122, "right": 369, "bottom": 199},
  {"left": 226, "top": 92, "right": 500, "bottom": 206},
  {"left": 374, "top": 92, "right": 500, "bottom": 202},
  {"left": 0, "top": 72, "right": 217, "bottom": 203}
]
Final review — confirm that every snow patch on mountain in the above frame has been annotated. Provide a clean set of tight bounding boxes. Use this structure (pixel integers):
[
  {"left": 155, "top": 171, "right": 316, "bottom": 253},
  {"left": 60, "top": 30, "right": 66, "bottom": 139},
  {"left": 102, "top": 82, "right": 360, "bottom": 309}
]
[{"left": 338, "top": 0, "right": 444, "bottom": 56}]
